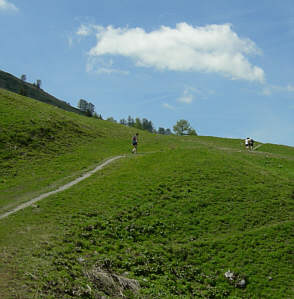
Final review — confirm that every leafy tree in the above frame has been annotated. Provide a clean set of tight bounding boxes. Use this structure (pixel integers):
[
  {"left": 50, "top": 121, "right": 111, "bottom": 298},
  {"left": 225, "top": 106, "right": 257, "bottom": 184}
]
[
  {"left": 135, "top": 118, "right": 142, "bottom": 130},
  {"left": 78, "top": 99, "right": 95, "bottom": 115},
  {"left": 20, "top": 74, "right": 26, "bottom": 81},
  {"left": 142, "top": 118, "right": 154, "bottom": 132},
  {"left": 85, "top": 109, "right": 93, "bottom": 117},
  {"left": 142, "top": 118, "right": 148, "bottom": 130},
  {"left": 165, "top": 128, "right": 172, "bottom": 135},
  {"left": 36, "top": 79, "right": 42, "bottom": 89},
  {"left": 120, "top": 118, "right": 127, "bottom": 125},
  {"left": 127, "top": 116, "right": 134, "bottom": 127},
  {"left": 188, "top": 128, "right": 197, "bottom": 136},
  {"left": 173, "top": 119, "right": 197, "bottom": 136},
  {"left": 158, "top": 127, "right": 165, "bottom": 135},
  {"left": 106, "top": 117, "right": 117, "bottom": 123}
]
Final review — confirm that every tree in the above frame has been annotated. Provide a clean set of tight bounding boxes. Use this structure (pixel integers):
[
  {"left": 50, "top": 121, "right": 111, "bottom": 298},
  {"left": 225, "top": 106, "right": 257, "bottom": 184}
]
[
  {"left": 120, "top": 118, "right": 127, "bottom": 125},
  {"left": 87, "top": 102, "right": 95, "bottom": 114},
  {"left": 165, "top": 128, "right": 172, "bottom": 135},
  {"left": 173, "top": 119, "right": 197, "bottom": 136},
  {"left": 135, "top": 118, "right": 142, "bottom": 130},
  {"left": 158, "top": 127, "right": 165, "bottom": 135},
  {"left": 78, "top": 99, "right": 88, "bottom": 111},
  {"left": 36, "top": 79, "right": 42, "bottom": 89},
  {"left": 78, "top": 99, "right": 95, "bottom": 116},
  {"left": 127, "top": 116, "right": 134, "bottom": 127},
  {"left": 142, "top": 118, "right": 154, "bottom": 132},
  {"left": 106, "top": 117, "right": 117, "bottom": 123},
  {"left": 85, "top": 109, "right": 93, "bottom": 117},
  {"left": 188, "top": 128, "right": 197, "bottom": 135},
  {"left": 20, "top": 74, "right": 26, "bottom": 81}
]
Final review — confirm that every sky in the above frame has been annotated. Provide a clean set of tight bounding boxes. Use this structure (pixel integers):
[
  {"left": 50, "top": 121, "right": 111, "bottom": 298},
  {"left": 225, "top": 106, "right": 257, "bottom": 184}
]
[{"left": 0, "top": 0, "right": 293, "bottom": 146}]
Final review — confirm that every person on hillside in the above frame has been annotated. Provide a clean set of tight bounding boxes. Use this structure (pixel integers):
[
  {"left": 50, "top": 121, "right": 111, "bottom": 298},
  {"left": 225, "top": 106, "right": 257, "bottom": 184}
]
[
  {"left": 249, "top": 138, "right": 254, "bottom": 150},
  {"left": 245, "top": 137, "right": 250, "bottom": 150},
  {"left": 132, "top": 133, "right": 139, "bottom": 154}
]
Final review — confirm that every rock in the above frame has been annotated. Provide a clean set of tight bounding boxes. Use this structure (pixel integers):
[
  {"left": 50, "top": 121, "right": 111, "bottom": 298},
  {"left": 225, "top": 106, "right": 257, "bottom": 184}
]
[
  {"left": 236, "top": 278, "right": 246, "bottom": 288},
  {"left": 86, "top": 266, "right": 140, "bottom": 297},
  {"left": 268, "top": 276, "right": 273, "bottom": 281},
  {"left": 225, "top": 270, "right": 247, "bottom": 289},
  {"left": 224, "top": 270, "right": 235, "bottom": 281}
]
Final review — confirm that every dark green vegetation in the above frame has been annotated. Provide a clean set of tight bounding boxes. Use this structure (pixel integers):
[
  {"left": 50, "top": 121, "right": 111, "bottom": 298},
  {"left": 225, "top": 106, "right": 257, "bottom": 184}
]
[
  {"left": 0, "top": 70, "right": 84, "bottom": 115},
  {"left": 0, "top": 89, "right": 293, "bottom": 298}
]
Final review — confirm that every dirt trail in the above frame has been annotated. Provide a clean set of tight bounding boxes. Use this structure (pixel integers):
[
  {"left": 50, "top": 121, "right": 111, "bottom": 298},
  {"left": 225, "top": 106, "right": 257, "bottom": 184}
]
[{"left": 0, "top": 155, "right": 125, "bottom": 221}]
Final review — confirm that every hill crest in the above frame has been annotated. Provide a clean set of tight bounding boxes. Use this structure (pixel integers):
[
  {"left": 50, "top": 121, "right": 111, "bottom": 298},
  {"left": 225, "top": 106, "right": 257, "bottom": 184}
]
[{"left": 0, "top": 69, "right": 84, "bottom": 115}]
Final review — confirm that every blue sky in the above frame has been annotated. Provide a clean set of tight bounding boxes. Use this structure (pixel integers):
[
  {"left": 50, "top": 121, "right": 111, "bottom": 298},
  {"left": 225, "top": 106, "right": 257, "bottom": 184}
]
[{"left": 1, "top": 0, "right": 293, "bottom": 146}]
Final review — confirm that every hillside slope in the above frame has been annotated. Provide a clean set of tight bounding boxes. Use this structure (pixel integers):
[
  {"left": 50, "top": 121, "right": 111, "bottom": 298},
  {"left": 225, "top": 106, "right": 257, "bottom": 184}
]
[
  {"left": 0, "top": 88, "right": 154, "bottom": 213},
  {"left": 0, "top": 70, "right": 84, "bottom": 115},
  {"left": 0, "top": 89, "right": 293, "bottom": 298}
]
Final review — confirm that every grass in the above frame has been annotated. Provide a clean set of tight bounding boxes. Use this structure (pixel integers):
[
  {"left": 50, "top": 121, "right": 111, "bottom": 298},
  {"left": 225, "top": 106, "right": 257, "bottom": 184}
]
[
  {"left": 0, "top": 89, "right": 293, "bottom": 298},
  {"left": 0, "top": 88, "right": 165, "bottom": 213}
]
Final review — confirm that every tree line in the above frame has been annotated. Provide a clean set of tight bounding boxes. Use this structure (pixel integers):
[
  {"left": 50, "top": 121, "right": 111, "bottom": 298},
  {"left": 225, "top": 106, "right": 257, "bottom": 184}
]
[
  {"left": 77, "top": 99, "right": 197, "bottom": 136},
  {"left": 105, "top": 116, "right": 197, "bottom": 136}
]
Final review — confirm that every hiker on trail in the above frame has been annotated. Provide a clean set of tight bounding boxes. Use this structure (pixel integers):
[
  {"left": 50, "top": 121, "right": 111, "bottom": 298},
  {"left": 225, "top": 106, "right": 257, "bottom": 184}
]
[
  {"left": 249, "top": 138, "right": 254, "bottom": 150},
  {"left": 245, "top": 138, "right": 250, "bottom": 150},
  {"left": 132, "top": 133, "right": 139, "bottom": 154}
]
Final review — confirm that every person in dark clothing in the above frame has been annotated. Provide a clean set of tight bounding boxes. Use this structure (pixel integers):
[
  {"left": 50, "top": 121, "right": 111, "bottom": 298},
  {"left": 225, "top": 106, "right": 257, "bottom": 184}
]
[
  {"left": 132, "top": 133, "right": 139, "bottom": 154},
  {"left": 249, "top": 138, "right": 254, "bottom": 150}
]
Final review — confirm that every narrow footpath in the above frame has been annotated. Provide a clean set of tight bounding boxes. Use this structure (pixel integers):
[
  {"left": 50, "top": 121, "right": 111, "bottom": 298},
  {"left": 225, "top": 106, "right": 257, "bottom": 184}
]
[{"left": 0, "top": 155, "right": 125, "bottom": 221}]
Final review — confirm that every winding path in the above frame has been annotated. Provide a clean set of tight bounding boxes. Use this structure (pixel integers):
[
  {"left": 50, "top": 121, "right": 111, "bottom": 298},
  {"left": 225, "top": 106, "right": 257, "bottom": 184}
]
[{"left": 0, "top": 155, "right": 125, "bottom": 221}]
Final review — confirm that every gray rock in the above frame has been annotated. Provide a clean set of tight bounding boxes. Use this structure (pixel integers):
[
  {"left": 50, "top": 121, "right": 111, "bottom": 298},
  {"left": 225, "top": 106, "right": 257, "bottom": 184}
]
[
  {"left": 86, "top": 266, "right": 140, "bottom": 297},
  {"left": 224, "top": 270, "right": 235, "bottom": 281},
  {"left": 237, "top": 278, "right": 246, "bottom": 288}
]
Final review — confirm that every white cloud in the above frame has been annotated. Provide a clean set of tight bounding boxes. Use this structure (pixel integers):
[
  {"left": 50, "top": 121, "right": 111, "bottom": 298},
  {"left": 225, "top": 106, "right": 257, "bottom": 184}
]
[
  {"left": 86, "top": 57, "right": 129, "bottom": 75},
  {"left": 178, "top": 95, "right": 193, "bottom": 104},
  {"left": 76, "top": 24, "right": 93, "bottom": 36},
  {"left": 76, "top": 24, "right": 104, "bottom": 37},
  {"left": 177, "top": 87, "right": 195, "bottom": 104},
  {"left": 0, "top": 0, "right": 18, "bottom": 11},
  {"left": 82, "top": 22, "right": 265, "bottom": 82},
  {"left": 162, "top": 102, "right": 175, "bottom": 110},
  {"left": 262, "top": 83, "right": 294, "bottom": 96},
  {"left": 94, "top": 67, "right": 129, "bottom": 75}
]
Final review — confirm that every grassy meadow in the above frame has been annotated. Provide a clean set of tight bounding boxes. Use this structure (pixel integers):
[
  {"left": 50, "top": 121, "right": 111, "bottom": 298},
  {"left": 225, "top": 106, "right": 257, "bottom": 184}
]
[{"left": 0, "top": 89, "right": 293, "bottom": 298}]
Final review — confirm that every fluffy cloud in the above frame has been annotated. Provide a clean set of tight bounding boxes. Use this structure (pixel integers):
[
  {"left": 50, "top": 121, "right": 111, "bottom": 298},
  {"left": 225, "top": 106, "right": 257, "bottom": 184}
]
[
  {"left": 177, "top": 88, "right": 195, "bottom": 104},
  {"left": 76, "top": 24, "right": 93, "bottom": 36},
  {"left": 86, "top": 57, "right": 129, "bottom": 75},
  {"left": 0, "top": 0, "right": 18, "bottom": 11},
  {"left": 81, "top": 22, "right": 265, "bottom": 82}
]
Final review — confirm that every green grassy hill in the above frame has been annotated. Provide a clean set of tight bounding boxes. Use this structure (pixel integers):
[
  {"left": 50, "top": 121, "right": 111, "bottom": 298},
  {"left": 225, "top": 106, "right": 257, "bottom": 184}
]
[
  {"left": 0, "top": 70, "right": 85, "bottom": 115},
  {"left": 0, "top": 89, "right": 293, "bottom": 298}
]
